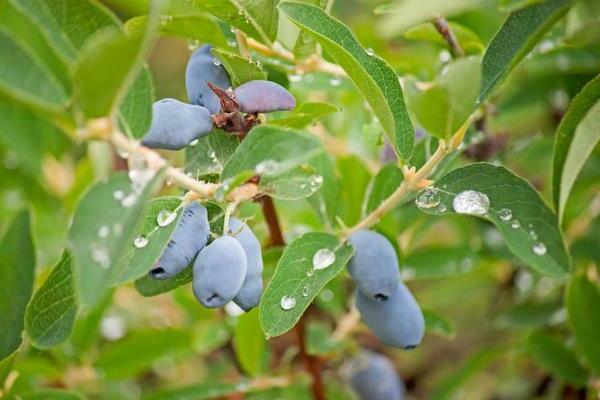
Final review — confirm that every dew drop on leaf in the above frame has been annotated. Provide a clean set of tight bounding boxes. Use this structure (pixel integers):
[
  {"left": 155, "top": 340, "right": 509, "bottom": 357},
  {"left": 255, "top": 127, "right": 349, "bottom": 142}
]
[
  {"left": 120, "top": 193, "right": 137, "bottom": 208},
  {"left": 329, "top": 78, "right": 342, "bottom": 87},
  {"left": 90, "top": 244, "right": 111, "bottom": 269},
  {"left": 255, "top": 159, "right": 279, "bottom": 175},
  {"left": 156, "top": 209, "right": 177, "bottom": 227},
  {"left": 133, "top": 235, "right": 148, "bottom": 249},
  {"left": 415, "top": 188, "right": 441, "bottom": 209},
  {"left": 113, "top": 190, "right": 125, "bottom": 200},
  {"left": 189, "top": 139, "right": 199, "bottom": 147},
  {"left": 365, "top": 47, "right": 375, "bottom": 56},
  {"left": 532, "top": 242, "right": 547, "bottom": 256},
  {"left": 452, "top": 190, "right": 490, "bottom": 215},
  {"left": 97, "top": 225, "right": 110, "bottom": 238},
  {"left": 280, "top": 295, "right": 296, "bottom": 310},
  {"left": 306, "top": 269, "right": 315, "bottom": 277},
  {"left": 498, "top": 208, "right": 512, "bottom": 221},
  {"left": 212, "top": 58, "right": 222, "bottom": 67},
  {"left": 313, "top": 248, "right": 335, "bottom": 270},
  {"left": 510, "top": 220, "right": 521, "bottom": 229},
  {"left": 301, "top": 286, "right": 310, "bottom": 297}
]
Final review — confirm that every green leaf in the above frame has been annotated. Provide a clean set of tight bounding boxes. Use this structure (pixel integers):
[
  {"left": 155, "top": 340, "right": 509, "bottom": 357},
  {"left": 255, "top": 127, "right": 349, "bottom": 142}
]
[
  {"left": 0, "top": 28, "right": 69, "bottom": 112},
  {"left": 404, "top": 22, "right": 484, "bottom": 54},
  {"left": 259, "top": 232, "right": 354, "bottom": 337},
  {"left": 68, "top": 171, "right": 164, "bottom": 308},
  {"left": 17, "top": 389, "right": 84, "bottom": 400},
  {"left": 495, "top": 302, "right": 564, "bottom": 329},
  {"left": 306, "top": 151, "right": 340, "bottom": 224},
  {"left": 125, "top": 14, "right": 228, "bottom": 48},
  {"left": 112, "top": 196, "right": 185, "bottom": 285},
  {"left": 279, "top": 1, "right": 414, "bottom": 161},
  {"left": 336, "top": 156, "right": 371, "bottom": 226},
  {"left": 423, "top": 309, "right": 456, "bottom": 338},
  {"left": 270, "top": 102, "right": 339, "bottom": 128},
  {"left": 567, "top": 276, "right": 600, "bottom": 374},
  {"left": 406, "top": 56, "right": 481, "bottom": 139},
  {"left": 526, "top": 331, "right": 588, "bottom": 386},
  {"left": 25, "top": 252, "right": 76, "bottom": 349},
  {"left": 188, "top": 0, "right": 279, "bottom": 45},
  {"left": 186, "top": 130, "right": 240, "bottom": 178},
  {"left": 211, "top": 48, "right": 267, "bottom": 87},
  {"left": 0, "top": 210, "right": 35, "bottom": 361},
  {"left": 145, "top": 381, "right": 256, "bottom": 400},
  {"left": 364, "top": 163, "right": 402, "bottom": 214},
  {"left": 306, "top": 321, "right": 344, "bottom": 355},
  {"left": 421, "top": 163, "right": 570, "bottom": 278},
  {"left": 96, "top": 329, "right": 192, "bottom": 379},
  {"left": 118, "top": 66, "right": 154, "bottom": 140},
  {"left": 233, "top": 309, "right": 266, "bottom": 376},
  {"left": 222, "top": 125, "right": 325, "bottom": 199},
  {"left": 552, "top": 73, "right": 600, "bottom": 220},
  {"left": 479, "top": 0, "right": 573, "bottom": 101},
  {"left": 400, "top": 246, "right": 477, "bottom": 280}
]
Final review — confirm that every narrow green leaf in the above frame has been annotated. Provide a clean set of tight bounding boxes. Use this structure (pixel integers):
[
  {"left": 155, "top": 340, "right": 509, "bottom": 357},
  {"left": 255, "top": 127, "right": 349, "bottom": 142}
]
[
  {"left": 146, "top": 382, "right": 252, "bottom": 400},
  {"left": 270, "top": 102, "right": 339, "bottom": 128},
  {"left": 211, "top": 48, "right": 267, "bottom": 87},
  {"left": 567, "top": 276, "right": 600, "bottom": 374},
  {"left": 233, "top": 309, "right": 266, "bottom": 376},
  {"left": 495, "top": 302, "right": 563, "bottom": 329},
  {"left": 364, "top": 163, "right": 402, "bottom": 214},
  {"left": 526, "top": 331, "right": 588, "bottom": 386},
  {"left": 479, "top": 0, "right": 572, "bottom": 101},
  {"left": 68, "top": 171, "right": 164, "bottom": 308},
  {"left": 118, "top": 66, "right": 154, "bottom": 140},
  {"left": 17, "top": 389, "right": 84, "bottom": 400},
  {"left": 0, "top": 29, "right": 69, "bottom": 111},
  {"left": 420, "top": 163, "right": 570, "bottom": 277},
  {"left": 222, "top": 125, "right": 325, "bottom": 199},
  {"left": 423, "top": 309, "right": 456, "bottom": 338},
  {"left": 259, "top": 232, "right": 354, "bottom": 337},
  {"left": 0, "top": 210, "right": 35, "bottom": 361},
  {"left": 185, "top": 130, "right": 240, "bottom": 178},
  {"left": 279, "top": 1, "right": 414, "bottom": 160},
  {"left": 552, "top": 73, "right": 600, "bottom": 219},
  {"left": 25, "top": 252, "right": 76, "bottom": 349}
]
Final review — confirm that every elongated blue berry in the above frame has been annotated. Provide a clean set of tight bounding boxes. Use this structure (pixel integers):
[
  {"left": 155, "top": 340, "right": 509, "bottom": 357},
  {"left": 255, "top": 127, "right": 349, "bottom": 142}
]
[
  {"left": 228, "top": 218, "right": 263, "bottom": 311},
  {"left": 348, "top": 230, "right": 400, "bottom": 302},
  {"left": 355, "top": 282, "right": 425, "bottom": 349},
  {"left": 233, "top": 80, "right": 296, "bottom": 113},
  {"left": 186, "top": 45, "right": 232, "bottom": 114},
  {"left": 193, "top": 236, "right": 248, "bottom": 308},
  {"left": 349, "top": 350, "right": 405, "bottom": 400},
  {"left": 150, "top": 202, "right": 210, "bottom": 279},
  {"left": 141, "top": 99, "right": 213, "bottom": 150}
]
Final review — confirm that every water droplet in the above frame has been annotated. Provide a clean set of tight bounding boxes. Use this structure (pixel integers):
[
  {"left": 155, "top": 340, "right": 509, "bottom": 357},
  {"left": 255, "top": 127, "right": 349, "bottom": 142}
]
[
  {"left": 438, "top": 50, "right": 451, "bottom": 63},
  {"left": 97, "top": 225, "right": 110, "bottom": 238},
  {"left": 255, "top": 159, "right": 279, "bottom": 175},
  {"left": 156, "top": 209, "right": 177, "bottom": 227},
  {"left": 313, "top": 248, "right": 335, "bottom": 270},
  {"left": 529, "top": 230, "right": 538, "bottom": 240},
  {"left": 120, "top": 193, "right": 137, "bottom": 208},
  {"left": 227, "top": 39, "right": 238, "bottom": 48},
  {"left": 113, "top": 190, "right": 125, "bottom": 200},
  {"left": 289, "top": 74, "right": 302, "bottom": 83},
  {"left": 365, "top": 48, "right": 375, "bottom": 56},
  {"left": 452, "top": 190, "right": 490, "bottom": 216},
  {"left": 329, "top": 78, "right": 342, "bottom": 87},
  {"left": 301, "top": 286, "right": 310, "bottom": 297},
  {"left": 189, "top": 139, "right": 199, "bottom": 147},
  {"left": 212, "top": 57, "right": 222, "bottom": 66},
  {"left": 306, "top": 269, "right": 315, "bottom": 277},
  {"left": 510, "top": 220, "right": 521, "bottom": 229},
  {"left": 498, "top": 208, "right": 512, "bottom": 221},
  {"left": 415, "top": 188, "right": 441, "bottom": 209},
  {"left": 280, "top": 295, "right": 296, "bottom": 310},
  {"left": 91, "top": 244, "right": 111, "bottom": 269},
  {"left": 532, "top": 242, "right": 547, "bottom": 256},
  {"left": 436, "top": 203, "right": 447, "bottom": 213},
  {"left": 128, "top": 154, "right": 155, "bottom": 189},
  {"left": 134, "top": 235, "right": 148, "bottom": 248}
]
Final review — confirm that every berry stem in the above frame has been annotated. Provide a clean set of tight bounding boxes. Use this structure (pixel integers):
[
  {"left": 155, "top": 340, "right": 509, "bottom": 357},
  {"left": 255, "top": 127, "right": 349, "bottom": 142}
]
[{"left": 432, "top": 15, "right": 465, "bottom": 58}]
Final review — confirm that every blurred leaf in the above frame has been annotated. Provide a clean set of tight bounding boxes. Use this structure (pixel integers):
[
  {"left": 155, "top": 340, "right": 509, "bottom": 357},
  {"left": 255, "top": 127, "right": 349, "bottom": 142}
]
[
  {"left": 552, "top": 73, "right": 600, "bottom": 220},
  {"left": 17, "top": 389, "right": 84, "bottom": 400},
  {"left": 280, "top": 1, "right": 415, "bottom": 161},
  {"left": 259, "top": 232, "right": 353, "bottom": 337},
  {"left": 571, "top": 214, "right": 600, "bottom": 264},
  {"left": 406, "top": 56, "right": 481, "bottom": 139},
  {"left": 306, "top": 322, "right": 344, "bottom": 355},
  {"left": 68, "top": 171, "right": 164, "bottom": 308},
  {"left": 125, "top": 14, "right": 228, "bottom": 47},
  {"left": 0, "top": 29, "right": 69, "bottom": 112},
  {"left": 212, "top": 48, "right": 267, "bottom": 87},
  {"left": 0, "top": 353, "right": 14, "bottom": 387},
  {"left": 421, "top": 163, "right": 570, "bottom": 278},
  {"left": 118, "top": 66, "right": 154, "bottom": 139},
  {"left": 526, "top": 331, "right": 588, "bottom": 386},
  {"left": 423, "top": 309, "right": 456, "bottom": 338},
  {"left": 233, "top": 309, "right": 266, "bottom": 376},
  {"left": 364, "top": 163, "right": 402, "bottom": 214},
  {"left": 404, "top": 22, "right": 484, "bottom": 54},
  {"left": 25, "top": 252, "right": 76, "bottom": 349},
  {"left": 188, "top": 0, "right": 279, "bottom": 45},
  {"left": 400, "top": 246, "right": 476, "bottom": 280},
  {"left": 145, "top": 381, "right": 266, "bottom": 400},
  {"left": 270, "top": 102, "right": 339, "bottom": 128},
  {"left": 0, "top": 210, "right": 35, "bottom": 361},
  {"left": 306, "top": 151, "right": 340, "bottom": 224},
  {"left": 336, "top": 156, "right": 371, "bottom": 226},
  {"left": 495, "top": 302, "right": 564, "bottom": 329},
  {"left": 479, "top": 0, "right": 572, "bottom": 101},
  {"left": 564, "top": 0, "right": 600, "bottom": 46},
  {"left": 222, "top": 125, "right": 325, "bottom": 200},
  {"left": 96, "top": 329, "right": 192, "bottom": 379},
  {"left": 567, "top": 276, "right": 600, "bottom": 374}
]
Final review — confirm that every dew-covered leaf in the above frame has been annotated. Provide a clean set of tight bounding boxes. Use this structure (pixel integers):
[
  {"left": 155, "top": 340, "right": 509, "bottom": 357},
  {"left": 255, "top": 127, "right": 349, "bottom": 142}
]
[
  {"left": 279, "top": 1, "right": 414, "bottom": 161},
  {"left": 0, "top": 210, "right": 35, "bottom": 361},
  {"left": 526, "top": 331, "right": 588, "bottom": 386},
  {"left": 259, "top": 232, "right": 353, "bottom": 337},
  {"left": 68, "top": 171, "right": 164, "bottom": 308},
  {"left": 567, "top": 275, "right": 600, "bottom": 375},
  {"left": 479, "top": 0, "right": 573, "bottom": 101},
  {"left": 364, "top": 163, "right": 402, "bottom": 214},
  {"left": 419, "top": 163, "right": 570, "bottom": 278},
  {"left": 211, "top": 48, "right": 267, "bottom": 87},
  {"left": 552, "top": 73, "right": 600, "bottom": 220},
  {"left": 25, "top": 252, "right": 76, "bottom": 349},
  {"left": 186, "top": 130, "right": 240, "bottom": 178}
]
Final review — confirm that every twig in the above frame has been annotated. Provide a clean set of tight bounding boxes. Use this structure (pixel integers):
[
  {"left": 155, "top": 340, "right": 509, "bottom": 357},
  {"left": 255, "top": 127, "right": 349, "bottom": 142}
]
[
  {"left": 295, "top": 317, "right": 326, "bottom": 400},
  {"left": 257, "top": 195, "right": 285, "bottom": 247},
  {"left": 432, "top": 16, "right": 465, "bottom": 58},
  {"left": 332, "top": 305, "right": 361, "bottom": 341}
]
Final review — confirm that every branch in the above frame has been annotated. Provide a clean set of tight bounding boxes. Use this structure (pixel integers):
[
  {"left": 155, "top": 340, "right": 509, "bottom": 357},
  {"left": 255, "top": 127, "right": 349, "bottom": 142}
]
[{"left": 432, "top": 16, "right": 465, "bottom": 58}]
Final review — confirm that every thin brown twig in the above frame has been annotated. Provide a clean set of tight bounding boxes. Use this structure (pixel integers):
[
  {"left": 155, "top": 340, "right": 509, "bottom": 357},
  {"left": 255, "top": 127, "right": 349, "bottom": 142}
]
[{"left": 432, "top": 16, "right": 465, "bottom": 58}]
